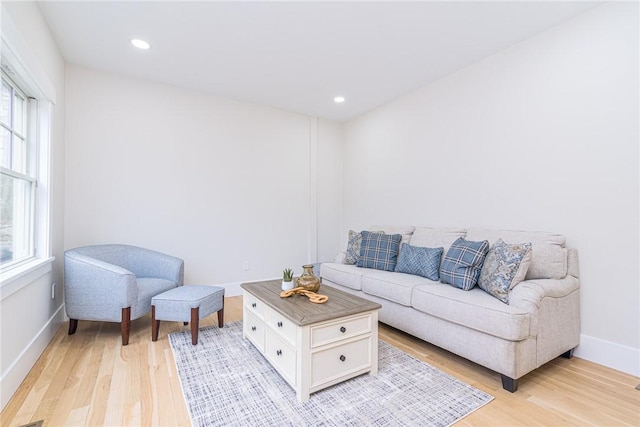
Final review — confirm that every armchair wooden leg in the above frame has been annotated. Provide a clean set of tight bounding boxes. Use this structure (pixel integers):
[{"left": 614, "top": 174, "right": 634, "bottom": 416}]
[
  {"left": 121, "top": 307, "right": 131, "bottom": 346},
  {"left": 191, "top": 307, "right": 199, "bottom": 345},
  {"left": 68, "top": 319, "right": 78, "bottom": 335}
]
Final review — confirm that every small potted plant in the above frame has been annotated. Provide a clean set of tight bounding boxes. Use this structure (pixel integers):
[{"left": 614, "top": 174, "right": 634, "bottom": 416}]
[{"left": 282, "top": 268, "right": 294, "bottom": 291}]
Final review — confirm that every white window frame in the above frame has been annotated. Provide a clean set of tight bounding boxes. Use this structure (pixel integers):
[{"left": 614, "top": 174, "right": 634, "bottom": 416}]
[
  {"left": 2, "top": 73, "right": 37, "bottom": 268},
  {"left": 0, "top": 11, "right": 55, "bottom": 298}
]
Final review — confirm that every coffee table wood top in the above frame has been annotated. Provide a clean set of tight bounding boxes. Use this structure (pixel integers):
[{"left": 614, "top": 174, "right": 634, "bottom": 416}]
[{"left": 241, "top": 280, "right": 381, "bottom": 326}]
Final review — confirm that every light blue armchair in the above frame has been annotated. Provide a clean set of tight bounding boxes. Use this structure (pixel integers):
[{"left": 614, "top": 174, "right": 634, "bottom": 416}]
[{"left": 64, "top": 244, "right": 184, "bottom": 345}]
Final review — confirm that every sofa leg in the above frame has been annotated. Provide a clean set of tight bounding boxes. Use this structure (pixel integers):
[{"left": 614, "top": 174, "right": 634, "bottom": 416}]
[
  {"left": 501, "top": 375, "right": 518, "bottom": 392},
  {"left": 121, "top": 307, "right": 131, "bottom": 346},
  {"left": 561, "top": 348, "right": 575, "bottom": 359},
  {"left": 68, "top": 319, "right": 78, "bottom": 335}
]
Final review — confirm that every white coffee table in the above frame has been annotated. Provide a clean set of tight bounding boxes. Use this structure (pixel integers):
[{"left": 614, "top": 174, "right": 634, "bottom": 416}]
[{"left": 241, "top": 280, "right": 381, "bottom": 402}]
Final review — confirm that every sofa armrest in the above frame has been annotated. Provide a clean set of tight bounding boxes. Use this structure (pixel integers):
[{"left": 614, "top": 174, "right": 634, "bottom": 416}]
[
  {"left": 509, "top": 275, "right": 580, "bottom": 311},
  {"left": 64, "top": 252, "right": 138, "bottom": 316},
  {"left": 334, "top": 252, "right": 347, "bottom": 264},
  {"left": 567, "top": 247, "right": 580, "bottom": 278}
]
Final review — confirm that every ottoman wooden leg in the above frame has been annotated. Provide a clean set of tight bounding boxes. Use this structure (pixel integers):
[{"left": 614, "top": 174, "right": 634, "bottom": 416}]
[
  {"left": 218, "top": 306, "right": 224, "bottom": 328},
  {"left": 151, "top": 305, "right": 160, "bottom": 342},
  {"left": 191, "top": 307, "right": 199, "bottom": 345}
]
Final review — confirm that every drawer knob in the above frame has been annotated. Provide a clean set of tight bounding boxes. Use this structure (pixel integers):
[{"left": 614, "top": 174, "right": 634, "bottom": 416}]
[
  {"left": 277, "top": 349, "right": 282, "bottom": 356},
  {"left": 340, "top": 326, "right": 346, "bottom": 333},
  {"left": 252, "top": 302, "right": 257, "bottom": 308},
  {"left": 277, "top": 321, "right": 283, "bottom": 327},
  {"left": 339, "top": 355, "right": 346, "bottom": 362},
  {"left": 251, "top": 326, "right": 256, "bottom": 331}
]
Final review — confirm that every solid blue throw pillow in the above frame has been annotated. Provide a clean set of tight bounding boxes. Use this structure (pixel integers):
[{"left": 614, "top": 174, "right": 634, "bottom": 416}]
[
  {"left": 395, "top": 243, "right": 443, "bottom": 280},
  {"left": 440, "top": 237, "right": 490, "bottom": 290},
  {"left": 357, "top": 231, "right": 402, "bottom": 272}
]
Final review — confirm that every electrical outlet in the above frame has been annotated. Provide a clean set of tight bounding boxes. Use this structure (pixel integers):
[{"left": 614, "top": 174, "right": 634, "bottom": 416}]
[
  {"left": 242, "top": 261, "right": 250, "bottom": 271},
  {"left": 51, "top": 283, "right": 55, "bottom": 299}
]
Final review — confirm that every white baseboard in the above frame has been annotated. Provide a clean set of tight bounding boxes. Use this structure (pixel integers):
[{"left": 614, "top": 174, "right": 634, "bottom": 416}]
[
  {"left": 575, "top": 333, "right": 640, "bottom": 377},
  {"left": 1, "top": 303, "right": 65, "bottom": 411}
]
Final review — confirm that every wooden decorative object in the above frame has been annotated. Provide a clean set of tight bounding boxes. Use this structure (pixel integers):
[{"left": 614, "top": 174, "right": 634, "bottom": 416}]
[{"left": 279, "top": 287, "right": 329, "bottom": 304}]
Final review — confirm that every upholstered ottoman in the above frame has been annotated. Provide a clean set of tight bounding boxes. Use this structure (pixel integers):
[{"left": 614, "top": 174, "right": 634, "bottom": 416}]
[{"left": 151, "top": 285, "right": 224, "bottom": 345}]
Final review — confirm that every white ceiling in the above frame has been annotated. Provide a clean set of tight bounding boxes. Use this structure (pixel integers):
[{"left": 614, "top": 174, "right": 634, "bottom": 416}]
[{"left": 37, "top": 1, "right": 601, "bottom": 122}]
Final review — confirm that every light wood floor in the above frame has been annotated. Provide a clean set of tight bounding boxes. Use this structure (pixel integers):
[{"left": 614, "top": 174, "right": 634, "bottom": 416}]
[{"left": 2, "top": 296, "right": 639, "bottom": 426}]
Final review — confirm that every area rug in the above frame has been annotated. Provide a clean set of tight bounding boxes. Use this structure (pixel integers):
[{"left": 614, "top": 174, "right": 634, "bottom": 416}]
[{"left": 169, "top": 321, "right": 493, "bottom": 427}]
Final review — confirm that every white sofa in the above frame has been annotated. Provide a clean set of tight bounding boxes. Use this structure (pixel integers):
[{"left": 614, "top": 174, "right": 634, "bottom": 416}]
[{"left": 320, "top": 226, "right": 580, "bottom": 392}]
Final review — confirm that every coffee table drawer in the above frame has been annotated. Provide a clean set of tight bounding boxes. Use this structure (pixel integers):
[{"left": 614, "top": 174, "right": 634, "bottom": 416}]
[
  {"left": 243, "top": 310, "right": 265, "bottom": 353},
  {"left": 244, "top": 291, "right": 266, "bottom": 319},
  {"left": 311, "top": 314, "right": 372, "bottom": 348},
  {"left": 267, "top": 308, "right": 297, "bottom": 346},
  {"left": 265, "top": 329, "right": 296, "bottom": 386},
  {"left": 311, "top": 336, "right": 372, "bottom": 388}
]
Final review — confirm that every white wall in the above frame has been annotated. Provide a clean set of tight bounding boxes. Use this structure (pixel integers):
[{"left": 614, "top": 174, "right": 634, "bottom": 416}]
[
  {"left": 343, "top": 2, "right": 639, "bottom": 375},
  {"left": 317, "top": 119, "right": 343, "bottom": 262},
  {"left": 0, "top": 2, "right": 66, "bottom": 411},
  {"left": 65, "top": 66, "right": 343, "bottom": 293}
]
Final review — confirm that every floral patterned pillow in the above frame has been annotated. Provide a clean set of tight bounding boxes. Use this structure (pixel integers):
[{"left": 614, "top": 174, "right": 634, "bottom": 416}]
[
  {"left": 478, "top": 239, "right": 533, "bottom": 304},
  {"left": 345, "top": 230, "right": 362, "bottom": 264}
]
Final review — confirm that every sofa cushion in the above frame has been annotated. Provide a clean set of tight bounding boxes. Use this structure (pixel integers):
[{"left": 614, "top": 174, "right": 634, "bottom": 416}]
[
  {"left": 320, "top": 263, "right": 364, "bottom": 291},
  {"left": 478, "top": 239, "right": 533, "bottom": 304},
  {"left": 411, "top": 284, "right": 531, "bottom": 341},
  {"left": 395, "top": 243, "right": 443, "bottom": 281},
  {"left": 465, "top": 228, "right": 567, "bottom": 280},
  {"left": 370, "top": 225, "right": 415, "bottom": 245},
  {"left": 361, "top": 269, "right": 435, "bottom": 306},
  {"left": 409, "top": 227, "right": 467, "bottom": 252},
  {"left": 440, "top": 238, "right": 490, "bottom": 290},
  {"left": 357, "top": 231, "right": 402, "bottom": 272}
]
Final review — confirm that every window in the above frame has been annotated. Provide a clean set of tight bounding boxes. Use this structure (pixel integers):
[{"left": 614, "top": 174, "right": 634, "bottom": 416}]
[
  {"left": 0, "top": 13, "right": 54, "bottom": 285},
  {"left": 0, "top": 71, "right": 35, "bottom": 268}
]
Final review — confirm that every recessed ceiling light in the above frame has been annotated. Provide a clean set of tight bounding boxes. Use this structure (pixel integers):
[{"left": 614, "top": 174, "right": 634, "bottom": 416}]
[
  {"left": 334, "top": 96, "right": 345, "bottom": 103},
  {"left": 131, "top": 39, "right": 151, "bottom": 50}
]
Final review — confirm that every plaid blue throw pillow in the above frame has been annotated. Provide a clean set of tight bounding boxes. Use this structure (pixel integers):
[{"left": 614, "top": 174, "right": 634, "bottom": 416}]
[
  {"left": 357, "top": 231, "right": 402, "bottom": 271},
  {"left": 440, "top": 237, "right": 490, "bottom": 290},
  {"left": 395, "top": 243, "right": 443, "bottom": 281}
]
